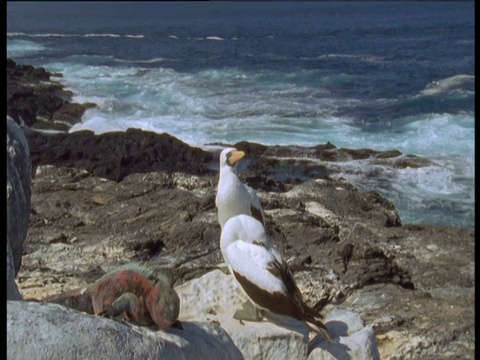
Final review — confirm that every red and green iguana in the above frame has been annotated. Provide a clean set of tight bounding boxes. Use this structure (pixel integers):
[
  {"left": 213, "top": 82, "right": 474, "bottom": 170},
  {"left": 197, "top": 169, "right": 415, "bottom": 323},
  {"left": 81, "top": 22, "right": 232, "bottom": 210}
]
[{"left": 44, "top": 263, "right": 181, "bottom": 330}]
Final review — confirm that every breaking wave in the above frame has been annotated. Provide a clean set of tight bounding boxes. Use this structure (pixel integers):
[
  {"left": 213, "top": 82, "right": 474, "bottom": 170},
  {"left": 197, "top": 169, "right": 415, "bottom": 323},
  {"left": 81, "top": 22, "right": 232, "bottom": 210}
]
[
  {"left": 420, "top": 74, "right": 475, "bottom": 96},
  {"left": 7, "top": 32, "right": 144, "bottom": 39}
]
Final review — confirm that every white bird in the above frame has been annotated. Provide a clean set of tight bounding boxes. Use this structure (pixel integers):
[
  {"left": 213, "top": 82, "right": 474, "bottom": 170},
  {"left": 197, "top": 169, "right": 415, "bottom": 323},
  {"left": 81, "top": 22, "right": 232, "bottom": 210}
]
[
  {"left": 216, "top": 147, "right": 266, "bottom": 229},
  {"left": 220, "top": 214, "right": 334, "bottom": 341}
]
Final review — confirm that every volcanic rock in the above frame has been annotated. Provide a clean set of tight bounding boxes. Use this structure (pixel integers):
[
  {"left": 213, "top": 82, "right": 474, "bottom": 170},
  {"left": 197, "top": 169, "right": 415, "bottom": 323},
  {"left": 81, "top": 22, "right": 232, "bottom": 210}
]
[
  {"left": 7, "top": 58, "right": 95, "bottom": 129},
  {"left": 10, "top": 128, "right": 473, "bottom": 359}
]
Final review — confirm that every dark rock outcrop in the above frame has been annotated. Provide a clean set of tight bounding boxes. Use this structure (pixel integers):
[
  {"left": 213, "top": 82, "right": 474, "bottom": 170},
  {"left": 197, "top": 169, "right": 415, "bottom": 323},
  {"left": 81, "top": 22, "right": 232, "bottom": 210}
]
[
  {"left": 25, "top": 128, "right": 213, "bottom": 181},
  {"left": 7, "top": 58, "right": 95, "bottom": 130}
]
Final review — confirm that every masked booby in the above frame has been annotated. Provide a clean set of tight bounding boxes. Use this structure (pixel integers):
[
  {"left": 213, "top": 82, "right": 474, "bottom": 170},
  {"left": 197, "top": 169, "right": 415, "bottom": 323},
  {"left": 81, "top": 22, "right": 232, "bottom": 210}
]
[{"left": 220, "top": 214, "right": 334, "bottom": 341}]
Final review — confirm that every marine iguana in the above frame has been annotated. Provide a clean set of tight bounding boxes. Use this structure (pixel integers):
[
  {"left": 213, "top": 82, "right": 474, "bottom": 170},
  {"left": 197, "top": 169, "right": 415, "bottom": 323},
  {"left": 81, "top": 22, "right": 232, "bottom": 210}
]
[{"left": 44, "top": 263, "right": 181, "bottom": 330}]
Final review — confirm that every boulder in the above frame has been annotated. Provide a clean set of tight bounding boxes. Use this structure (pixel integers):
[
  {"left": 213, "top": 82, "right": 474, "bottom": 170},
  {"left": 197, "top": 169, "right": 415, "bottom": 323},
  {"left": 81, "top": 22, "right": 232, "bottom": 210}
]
[
  {"left": 308, "top": 309, "right": 380, "bottom": 360},
  {"left": 7, "top": 117, "right": 32, "bottom": 300},
  {"left": 178, "top": 269, "right": 308, "bottom": 359},
  {"left": 177, "top": 269, "right": 379, "bottom": 360},
  {"left": 7, "top": 301, "right": 243, "bottom": 360}
]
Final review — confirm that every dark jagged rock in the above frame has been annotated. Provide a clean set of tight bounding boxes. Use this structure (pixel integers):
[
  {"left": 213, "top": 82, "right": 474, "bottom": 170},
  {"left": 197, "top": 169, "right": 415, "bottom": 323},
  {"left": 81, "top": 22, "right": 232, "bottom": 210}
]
[
  {"left": 25, "top": 128, "right": 213, "bottom": 181},
  {"left": 371, "top": 154, "right": 433, "bottom": 169},
  {"left": 232, "top": 141, "right": 269, "bottom": 156},
  {"left": 210, "top": 141, "right": 408, "bottom": 165},
  {"left": 6, "top": 58, "right": 96, "bottom": 130},
  {"left": 53, "top": 102, "right": 97, "bottom": 126},
  {"left": 227, "top": 140, "right": 405, "bottom": 163},
  {"left": 7, "top": 58, "right": 52, "bottom": 81}
]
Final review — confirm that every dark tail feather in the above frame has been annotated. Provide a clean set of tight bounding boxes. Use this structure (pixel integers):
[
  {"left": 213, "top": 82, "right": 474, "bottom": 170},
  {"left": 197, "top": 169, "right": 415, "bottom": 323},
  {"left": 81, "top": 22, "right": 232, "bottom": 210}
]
[
  {"left": 300, "top": 302, "right": 334, "bottom": 341},
  {"left": 305, "top": 317, "right": 335, "bottom": 342}
]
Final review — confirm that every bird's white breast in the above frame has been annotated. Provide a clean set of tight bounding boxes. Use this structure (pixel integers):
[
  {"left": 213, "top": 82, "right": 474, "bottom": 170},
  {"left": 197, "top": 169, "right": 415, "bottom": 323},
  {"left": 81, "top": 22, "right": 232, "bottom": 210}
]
[{"left": 217, "top": 171, "right": 253, "bottom": 228}]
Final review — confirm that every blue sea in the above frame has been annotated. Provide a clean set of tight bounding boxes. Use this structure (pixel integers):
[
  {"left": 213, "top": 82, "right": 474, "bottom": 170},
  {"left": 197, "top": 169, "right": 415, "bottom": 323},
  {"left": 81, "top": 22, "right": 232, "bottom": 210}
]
[{"left": 7, "top": 2, "right": 475, "bottom": 229}]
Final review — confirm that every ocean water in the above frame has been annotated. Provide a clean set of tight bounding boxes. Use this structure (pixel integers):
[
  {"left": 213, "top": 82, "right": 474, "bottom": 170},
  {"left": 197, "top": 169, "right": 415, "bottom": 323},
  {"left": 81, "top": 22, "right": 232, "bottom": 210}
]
[{"left": 7, "top": 2, "right": 475, "bottom": 229}]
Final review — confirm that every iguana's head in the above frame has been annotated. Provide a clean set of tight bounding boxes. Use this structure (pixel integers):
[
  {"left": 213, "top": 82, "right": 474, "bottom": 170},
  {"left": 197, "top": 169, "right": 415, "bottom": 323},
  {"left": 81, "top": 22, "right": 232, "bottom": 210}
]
[
  {"left": 151, "top": 268, "right": 177, "bottom": 289},
  {"left": 146, "top": 285, "right": 180, "bottom": 329}
]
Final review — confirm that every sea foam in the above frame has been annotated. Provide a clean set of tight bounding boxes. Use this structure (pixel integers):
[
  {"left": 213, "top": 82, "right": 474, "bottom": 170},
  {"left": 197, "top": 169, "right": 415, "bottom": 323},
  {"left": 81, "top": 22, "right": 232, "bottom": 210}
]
[
  {"left": 7, "top": 39, "right": 46, "bottom": 58},
  {"left": 7, "top": 38, "right": 474, "bottom": 228}
]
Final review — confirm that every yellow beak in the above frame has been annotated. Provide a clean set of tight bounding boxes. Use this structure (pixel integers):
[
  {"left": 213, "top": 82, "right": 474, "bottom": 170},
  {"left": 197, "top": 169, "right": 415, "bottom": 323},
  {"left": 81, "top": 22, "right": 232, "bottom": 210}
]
[{"left": 229, "top": 150, "right": 246, "bottom": 165}]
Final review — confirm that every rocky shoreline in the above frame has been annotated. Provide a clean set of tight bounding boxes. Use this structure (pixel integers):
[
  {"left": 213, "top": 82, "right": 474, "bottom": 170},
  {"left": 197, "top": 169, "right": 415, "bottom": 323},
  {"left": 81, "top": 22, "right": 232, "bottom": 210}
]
[
  {"left": 7, "top": 61, "right": 475, "bottom": 359},
  {"left": 7, "top": 58, "right": 96, "bottom": 131}
]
